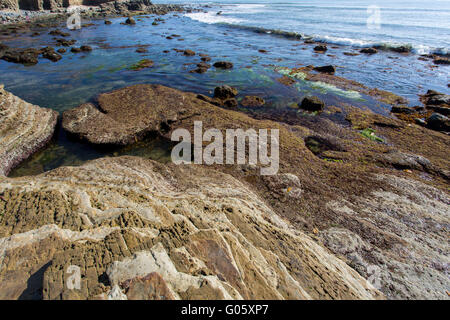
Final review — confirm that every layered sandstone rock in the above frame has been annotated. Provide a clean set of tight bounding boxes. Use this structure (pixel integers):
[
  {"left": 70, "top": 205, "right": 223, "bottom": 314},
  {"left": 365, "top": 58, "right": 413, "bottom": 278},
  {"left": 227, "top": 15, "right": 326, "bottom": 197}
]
[
  {"left": 59, "top": 84, "right": 450, "bottom": 300},
  {"left": 0, "top": 85, "right": 57, "bottom": 176},
  {"left": 0, "top": 156, "right": 383, "bottom": 300}
]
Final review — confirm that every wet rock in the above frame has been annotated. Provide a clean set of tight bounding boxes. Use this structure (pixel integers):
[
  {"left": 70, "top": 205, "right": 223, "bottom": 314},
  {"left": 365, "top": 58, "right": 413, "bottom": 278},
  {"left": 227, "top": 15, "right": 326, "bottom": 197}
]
[
  {"left": 56, "top": 39, "right": 76, "bottom": 47},
  {"left": 343, "top": 52, "right": 359, "bottom": 56},
  {"left": 0, "top": 85, "right": 58, "bottom": 176},
  {"left": 313, "top": 65, "right": 336, "bottom": 74},
  {"left": 190, "top": 62, "right": 211, "bottom": 74},
  {"left": 422, "top": 90, "right": 450, "bottom": 106},
  {"left": 41, "top": 47, "right": 62, "bottom": 62},
  {"left": 300, "top": 96, "right": 325, "bottom": 111},
  {"left": 136, "top": 47, "right": 148, "bottom": 53},
  {"left": 49, "top": 30, "right": 69, "bottom": 37},
  {"left": 213, "top": 61, "right": 233, "bottom": 69},
  {"left": 432, "top": 56, "right": 450, "bottom": 65},
  {"left": 223, "top": 98, "right": 238, "bottom": 109},
  {"left": 391, "top": 105, "right": 416, "bottom": 114},
  {"left": 105, "top": 20, "right": 112, "bottom": 25},
  {"left": 360, "top": 47, "right": 378, "bottom": 54},
  {"left": 80, "top": 45, "right": 92, "bottom": 52},
  {"left": 1, "top": 48, "right": 40, "bottom": 65},
  {"left": 183, "top": 49, "right": 195, "bottom": 56},
  {"left": 125, "top": 17, "right": 136, "bottom": 25},
  {"left": 213, "top": 85, "right": 238, "bottom": 100},
  {"left": 426, "top": 113, "right": 450, "bottom": 132},
  {"left": 241, "top": 96, "right": 265, "bottom": 108},
  {"left": 57, "top": 48, "right": 66, "bottom": 54},
  {"left": 313, "top": 45, "right": 327, "bottom": 52},
  {"left": 70, "top": 47, "right": 81, "bottom": 53}
]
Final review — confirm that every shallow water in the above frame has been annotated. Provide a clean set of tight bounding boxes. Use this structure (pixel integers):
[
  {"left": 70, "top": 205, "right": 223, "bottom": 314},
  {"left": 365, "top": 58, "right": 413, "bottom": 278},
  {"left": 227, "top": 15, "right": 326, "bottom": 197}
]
[{"left": 0, "top": 8, "right": 448, "bottom": 176}]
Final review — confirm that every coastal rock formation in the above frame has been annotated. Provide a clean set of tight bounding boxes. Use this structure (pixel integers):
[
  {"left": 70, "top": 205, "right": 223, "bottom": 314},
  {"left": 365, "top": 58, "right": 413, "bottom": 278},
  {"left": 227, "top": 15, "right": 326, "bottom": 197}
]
[
  {"left": 0, "top": 156, "right": 382, "bottom": 300},
  {"left": 3, "top": 84, "right": 450, "bottom": 300},
  {"left": 0, "top": 85, "right": 57, "bottom": 176}
]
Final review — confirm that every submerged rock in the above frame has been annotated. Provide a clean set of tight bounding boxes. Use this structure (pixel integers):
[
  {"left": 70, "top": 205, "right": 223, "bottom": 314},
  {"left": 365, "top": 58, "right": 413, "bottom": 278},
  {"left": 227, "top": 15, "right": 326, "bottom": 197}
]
[
  {"left": 241, "top": 96, "right": 265, "bottom": 108},
  {"left": 213, "top": 85, "right": 238, "bottom": 100},
  {"left": 0, "top": 85, "right": 58, "bottom": 176}
]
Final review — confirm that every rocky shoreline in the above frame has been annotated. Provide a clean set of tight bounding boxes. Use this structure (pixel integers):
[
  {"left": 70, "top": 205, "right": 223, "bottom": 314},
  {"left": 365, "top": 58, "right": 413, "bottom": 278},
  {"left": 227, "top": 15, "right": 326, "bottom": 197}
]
[
  {"left": 0, "top": 3, "right": 449, "bottom": 300},
  {"left": 0, "top": 81, "right": 449, "bottom": 299}
]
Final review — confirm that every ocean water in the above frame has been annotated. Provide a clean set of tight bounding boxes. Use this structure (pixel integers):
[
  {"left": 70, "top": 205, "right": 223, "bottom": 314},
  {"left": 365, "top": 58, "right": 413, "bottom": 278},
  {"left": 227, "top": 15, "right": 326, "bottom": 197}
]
[{"left": 174, "top": 0, "right": 450, "bottom": 55}]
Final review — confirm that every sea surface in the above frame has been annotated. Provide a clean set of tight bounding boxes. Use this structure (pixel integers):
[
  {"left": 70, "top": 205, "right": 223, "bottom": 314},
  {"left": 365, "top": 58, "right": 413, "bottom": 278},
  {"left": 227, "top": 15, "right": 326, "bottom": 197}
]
[
  {"left": 0, "top": 1, "right": 449, "bottom": 176},
  {"left": 175, "top": 0, "right": 450, "bottom": 55}
]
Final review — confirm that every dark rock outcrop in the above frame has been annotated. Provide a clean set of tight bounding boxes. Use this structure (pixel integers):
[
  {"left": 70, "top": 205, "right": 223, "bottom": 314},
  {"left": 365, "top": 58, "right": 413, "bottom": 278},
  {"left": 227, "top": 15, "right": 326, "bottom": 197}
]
[
  {"left": 427, "top": 113, "right": 450, "bottom": 132},
  {"left": 313, "top": 65, "right": 336, "bottom": 74},
  {"left": 300, "top": 96, "right": 325, "bottom": 111}
]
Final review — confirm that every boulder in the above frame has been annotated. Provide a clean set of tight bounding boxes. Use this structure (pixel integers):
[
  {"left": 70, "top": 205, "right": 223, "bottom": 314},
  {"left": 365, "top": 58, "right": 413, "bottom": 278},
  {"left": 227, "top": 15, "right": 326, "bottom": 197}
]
[
  {"left": 300, "top": 96, "right": 325, "bottom": 111},
  {"left": 0, "top": 85, "right": 58, "bottom": 176}
]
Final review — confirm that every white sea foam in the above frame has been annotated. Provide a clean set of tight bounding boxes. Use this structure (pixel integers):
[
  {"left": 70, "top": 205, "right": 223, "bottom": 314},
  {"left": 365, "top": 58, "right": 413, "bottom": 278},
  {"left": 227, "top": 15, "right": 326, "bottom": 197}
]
[{"left": 184, "top": 11, "right": 244, "bottom": 25}]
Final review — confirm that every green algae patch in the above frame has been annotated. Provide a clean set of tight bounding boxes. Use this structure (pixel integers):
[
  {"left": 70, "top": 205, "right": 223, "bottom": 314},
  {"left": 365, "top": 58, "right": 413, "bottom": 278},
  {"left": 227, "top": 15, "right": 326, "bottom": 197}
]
[{"left": 360, "top": 128, "right": 384, "bottom": 143}]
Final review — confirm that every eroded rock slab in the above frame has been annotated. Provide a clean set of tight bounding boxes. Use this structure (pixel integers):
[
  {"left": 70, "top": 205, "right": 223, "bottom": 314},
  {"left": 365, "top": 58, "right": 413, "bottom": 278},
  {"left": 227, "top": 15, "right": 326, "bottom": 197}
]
[
  {"left": 0, "top": 156, "right": 382, "bottom": 300},
  {"left": 0, "top": 85, "right": 58, "bottom": 176}
]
